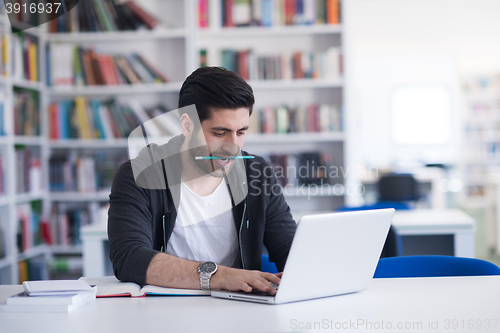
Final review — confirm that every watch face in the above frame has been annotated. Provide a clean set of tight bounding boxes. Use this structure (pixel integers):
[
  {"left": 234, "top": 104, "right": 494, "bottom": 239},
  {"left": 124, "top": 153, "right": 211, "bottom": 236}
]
[{"left": 199, "top": 261, "right": 217, "bottom": 274}]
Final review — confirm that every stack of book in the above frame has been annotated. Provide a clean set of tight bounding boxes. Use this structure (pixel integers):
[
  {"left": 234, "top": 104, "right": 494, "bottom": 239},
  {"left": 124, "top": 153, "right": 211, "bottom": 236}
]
[
  {"left": 199, "top": 0, "right": 340, "bottom": 28},
  {"left": 11, "top": 33, "right": 39, "bottom": 82},
  {"left": 0, "top": 280, "right": 96, "bottom": 313},
  {"left": 48, "top": 99, "right": 181, "bottom": 140},
  {"left": 50, "top": 0, "right": 161, "bottom": 33},
  {"left": 213, "top": 47, "right": 341, "bottom": 80},
  {"left": 14, "top": 89, "right": 40, "bottom": 137},
  {"left": 49, "top": 46, "right": 168, "bottom": 87},
  {"left": 247, "top": 103, "right": 342, "bottom": 134}
]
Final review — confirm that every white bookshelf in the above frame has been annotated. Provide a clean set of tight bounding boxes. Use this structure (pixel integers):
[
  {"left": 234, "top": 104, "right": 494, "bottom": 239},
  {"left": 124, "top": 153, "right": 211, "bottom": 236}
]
[
  {"left": 0, "top": 0, "right": 350, "bottom": 283},
  {"left": 460, "top": 75, "right": 500, "bottom": 209},
  {"left": 0, "top": 8, "right": 51, "bottom": 283}
]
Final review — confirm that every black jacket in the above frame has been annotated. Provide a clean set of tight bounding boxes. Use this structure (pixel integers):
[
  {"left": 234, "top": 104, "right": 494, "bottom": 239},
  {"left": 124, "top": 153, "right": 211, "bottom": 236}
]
[{"left": 108, "top": 134, "right": 297, "bottom": 285}]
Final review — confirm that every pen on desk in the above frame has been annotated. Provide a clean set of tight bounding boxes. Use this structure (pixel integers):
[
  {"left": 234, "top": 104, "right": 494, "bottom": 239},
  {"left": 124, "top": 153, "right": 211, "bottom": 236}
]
[{"left": 195, "top": 156, "right": 255, "bottom": 160}]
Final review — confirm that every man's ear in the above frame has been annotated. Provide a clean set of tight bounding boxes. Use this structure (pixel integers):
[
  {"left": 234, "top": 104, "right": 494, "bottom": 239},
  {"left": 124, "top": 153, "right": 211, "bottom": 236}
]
[{"left": 181, "top": 113, "right": 194, "bottom": 139}]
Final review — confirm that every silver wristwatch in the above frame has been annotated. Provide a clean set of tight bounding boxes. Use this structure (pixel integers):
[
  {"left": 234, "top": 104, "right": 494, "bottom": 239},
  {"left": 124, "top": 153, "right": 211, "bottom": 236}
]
[{"left": 198, "top": 261, "right": 218, "bottom": 290}]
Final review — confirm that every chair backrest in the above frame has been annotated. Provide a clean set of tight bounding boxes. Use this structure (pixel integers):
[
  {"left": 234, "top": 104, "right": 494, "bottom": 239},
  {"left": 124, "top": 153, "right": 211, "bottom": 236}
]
[
  {"left": 374, "top": 255, "right": 500, "bottom": 278},
  {"left": 261, "top": 254, "right": 278, "bottom": 274},
  {"left": 378, "top": 173, "right": 419, "bottom": 202}
]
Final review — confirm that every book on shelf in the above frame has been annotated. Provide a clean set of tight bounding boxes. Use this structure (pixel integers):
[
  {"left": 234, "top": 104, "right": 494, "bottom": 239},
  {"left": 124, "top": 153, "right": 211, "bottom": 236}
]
[
  {"left": 11, "top": 32, "right": 39, "bottom": 82},
  {"left": 0, "top": 214, "right": 5, "bottom": 259},
  {"left": 13, "top": 88, "right": 40, "bottom": 136},
  {"left": 49, "top": 98, "right": 180, "bottom": 140},
  {"left": 49, "top": 203, "right": 93, "bottom": 247},
  {"left": 16, "top": 201, "right": 44, "bottom": 253},
  {"left": 80, "top": 275, "right": 211, "bottom": 297},
  {"left": 247, "top": 103, "right": 342, "bottom": 134},
  {"left": 14, "top": 145, "right": 41, "bottom": 194},
  {"left": 0, "top": 91, "right": 5, "bottom": 136},
  {"left": 49, "top": 0, "right": 161, "bottom": 33},
  {"left": 262, "top": 151, "right": 342, "bottom": 187},
  {"left": 48, "top": 45, "right": 168, "bottom": 87},
  {"left": 206, "top": 47, "right": 341, "bottom": 80},
  {"left": 0, "top": 32, "right": 7, "bottom": 76},
  {"left": 200, "top": 0, "right": 340, "bottom": 28},
  {"left": 0, "top": 154, "right": 4, "bottom": 195},
  {"left": 49, "top": 151, "right": 128, "bottom": 194}
]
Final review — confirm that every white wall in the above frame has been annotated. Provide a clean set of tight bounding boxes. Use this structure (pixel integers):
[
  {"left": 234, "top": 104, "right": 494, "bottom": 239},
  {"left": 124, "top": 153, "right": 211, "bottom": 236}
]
[{"left": 344, "top": 0, "right": 500, "bottom": 169}]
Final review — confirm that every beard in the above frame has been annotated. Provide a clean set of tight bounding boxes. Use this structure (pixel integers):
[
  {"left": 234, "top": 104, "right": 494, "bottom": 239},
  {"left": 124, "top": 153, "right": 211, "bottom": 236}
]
[{"left": 187, "top": 132, "right": 240, "bottom": 179}]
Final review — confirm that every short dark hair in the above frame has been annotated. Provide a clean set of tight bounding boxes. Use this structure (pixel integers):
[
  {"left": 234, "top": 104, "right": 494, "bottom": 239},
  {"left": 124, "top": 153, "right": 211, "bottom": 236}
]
[{"left": 178, "top": 67, "right": 255, "bottom": 125}]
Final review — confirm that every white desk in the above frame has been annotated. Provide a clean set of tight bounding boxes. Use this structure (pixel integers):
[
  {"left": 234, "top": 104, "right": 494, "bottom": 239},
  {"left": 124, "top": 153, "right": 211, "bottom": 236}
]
[
  {"left": 393, "top": 209, "right": 476, "bottom": 257},
  {"left": 1, "top": 276, "right": 499, "bottom": 333},
  {"left": 83, "top": 209, "right": 476, "bottom": 277}
]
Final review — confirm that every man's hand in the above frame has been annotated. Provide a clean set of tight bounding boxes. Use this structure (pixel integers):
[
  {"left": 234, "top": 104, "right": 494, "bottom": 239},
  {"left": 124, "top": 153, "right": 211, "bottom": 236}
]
[{"left": 210, "top": 266, "right": 281, "bottom": 295}]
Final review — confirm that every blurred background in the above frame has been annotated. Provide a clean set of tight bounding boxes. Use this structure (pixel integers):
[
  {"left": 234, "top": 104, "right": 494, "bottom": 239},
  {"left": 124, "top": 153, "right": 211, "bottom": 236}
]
[{"left": 0, "top": 0, "right": 499, "bottom": 283}]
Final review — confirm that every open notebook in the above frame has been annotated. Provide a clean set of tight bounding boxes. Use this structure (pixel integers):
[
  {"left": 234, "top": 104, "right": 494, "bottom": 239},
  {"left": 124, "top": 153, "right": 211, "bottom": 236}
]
[{"left": 79, "top": 276, "right": 210, "bottom": 298}]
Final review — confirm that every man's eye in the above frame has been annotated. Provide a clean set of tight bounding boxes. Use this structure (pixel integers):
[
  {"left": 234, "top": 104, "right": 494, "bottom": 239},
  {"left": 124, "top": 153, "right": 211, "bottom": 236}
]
[
  {"left": 238, "top": 131, "right": 246, "bottom": 136},
  {"left": 214, "top": 132, "right": 224, "bottom": 137}
]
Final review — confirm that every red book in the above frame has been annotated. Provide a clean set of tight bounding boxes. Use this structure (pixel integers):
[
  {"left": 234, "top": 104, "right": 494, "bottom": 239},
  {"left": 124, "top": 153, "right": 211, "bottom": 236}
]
[
  {"left": 238, "top": 51, "right": 249, "bottom": 80},
  {"left": 103, "top": 106, "right": 122, "bottom": 138},
  {"left": 225, "top": 0, "right": 234, "bottom": 27},
  {"left": 106, "top": 55, "right": 120, "bottom": 85},
  {"left": 199, "top": 0, "right": 208, "bottom": 28},
  {"left": 98, "top": 55, "right": 112, "bottom": 85},
  {"left": 81, "top": 51, "right": 96, "bottom": 85},
  {"left": 124, "top": 1, "right": 159, "bottom": 29},
  {"left": 89, "top": 50, "right": 104, "bottom": 85},
  {"left": 284, "top": 0, "right": 295, "bottom": 25},
  {"left": 49, "top": 103, "right": 59, "bottom": 139},
  {"left": 41, "top": 217, "right": 52, "bottom": 245},
  {"left": 293, "top": 52, "right": 303, "bottom": 79}
]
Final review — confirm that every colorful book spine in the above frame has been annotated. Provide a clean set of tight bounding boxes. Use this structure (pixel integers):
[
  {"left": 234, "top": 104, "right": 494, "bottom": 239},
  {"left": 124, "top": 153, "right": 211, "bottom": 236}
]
[
  {"left": 247, "top": 103, "right": 342, "bottom": 135},
  {"left": 50, "top": 46, "right": 167, "bottom": 87},
  {"left": 13, "top": 89, "right": 40, "bottom": 137},
  {"left": 209, "top": 0, "right": 340, "bottom": 27},
  {"left": 49, "top": 152, "right": 128, "bottom": 194},
  {"left": 217, "top": 47, "right": 341, "bottom": 80}
]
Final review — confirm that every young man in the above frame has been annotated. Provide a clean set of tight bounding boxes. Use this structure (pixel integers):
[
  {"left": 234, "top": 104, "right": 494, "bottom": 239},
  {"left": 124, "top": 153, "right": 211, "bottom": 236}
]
[{"left": 108, "top": 67, "right": 297, "bottom": 295}]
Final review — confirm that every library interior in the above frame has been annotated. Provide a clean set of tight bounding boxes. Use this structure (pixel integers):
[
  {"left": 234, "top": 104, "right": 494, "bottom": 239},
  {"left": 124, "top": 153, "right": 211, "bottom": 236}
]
[{"left": 1, "top": 0, "right": 500, "bottom": 329}]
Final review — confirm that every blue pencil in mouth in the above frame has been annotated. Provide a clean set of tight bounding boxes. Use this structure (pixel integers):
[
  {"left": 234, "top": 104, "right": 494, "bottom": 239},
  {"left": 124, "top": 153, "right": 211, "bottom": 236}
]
[{"left": 194, "top": 156, "right": 255, "bottom": 160}]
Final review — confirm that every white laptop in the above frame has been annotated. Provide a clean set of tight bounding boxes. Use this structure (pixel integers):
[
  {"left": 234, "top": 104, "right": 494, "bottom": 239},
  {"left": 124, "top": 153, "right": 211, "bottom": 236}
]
[{"left": 211, "top": 208, "right": 395, "bottom": 304}]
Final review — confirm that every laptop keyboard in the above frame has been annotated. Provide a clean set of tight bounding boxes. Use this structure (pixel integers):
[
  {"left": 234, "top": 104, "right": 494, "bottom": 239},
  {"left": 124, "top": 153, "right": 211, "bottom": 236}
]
[{"left": 246, "top": 283, "right": 279, "bottom": 296}]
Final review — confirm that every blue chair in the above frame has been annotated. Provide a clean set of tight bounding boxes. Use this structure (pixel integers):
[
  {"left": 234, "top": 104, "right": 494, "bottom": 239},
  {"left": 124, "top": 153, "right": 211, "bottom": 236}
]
[
  {"left": 261, "top": 254, "right": 278, "bottom": 274},
  {"left": 374, "top": 255, "right": 500, "bottom": 278}
]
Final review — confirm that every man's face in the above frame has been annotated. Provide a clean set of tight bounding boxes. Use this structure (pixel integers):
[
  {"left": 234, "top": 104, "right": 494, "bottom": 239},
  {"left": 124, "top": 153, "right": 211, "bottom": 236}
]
[{"left": 188, "top": 107, "right": 250, "bottom": 178}]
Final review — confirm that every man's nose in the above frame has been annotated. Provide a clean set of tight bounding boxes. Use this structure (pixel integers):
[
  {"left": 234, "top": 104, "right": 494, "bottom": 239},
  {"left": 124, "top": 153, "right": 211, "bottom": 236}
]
[{"left": 221, "top": 134, "right": 239, "bottom": 154}]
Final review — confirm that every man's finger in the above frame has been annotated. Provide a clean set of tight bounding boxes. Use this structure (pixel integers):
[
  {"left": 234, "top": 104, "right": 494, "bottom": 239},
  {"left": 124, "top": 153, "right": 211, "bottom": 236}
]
[{"left": 261, "top": 272, "right": 281, "bottom": 285}]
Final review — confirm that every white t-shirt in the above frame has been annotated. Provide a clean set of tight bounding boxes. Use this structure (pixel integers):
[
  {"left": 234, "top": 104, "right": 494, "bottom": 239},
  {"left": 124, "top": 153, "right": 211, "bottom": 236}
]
[{"left": 166, "top": 178, "right": 240, "bottom": 267}]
